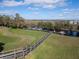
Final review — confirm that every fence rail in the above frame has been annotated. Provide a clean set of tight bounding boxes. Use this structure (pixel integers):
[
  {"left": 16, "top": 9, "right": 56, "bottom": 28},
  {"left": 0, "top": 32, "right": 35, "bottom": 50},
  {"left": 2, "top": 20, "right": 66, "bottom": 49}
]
[{"left": 0, "top": 32, "right": 52, "bottom": 59}]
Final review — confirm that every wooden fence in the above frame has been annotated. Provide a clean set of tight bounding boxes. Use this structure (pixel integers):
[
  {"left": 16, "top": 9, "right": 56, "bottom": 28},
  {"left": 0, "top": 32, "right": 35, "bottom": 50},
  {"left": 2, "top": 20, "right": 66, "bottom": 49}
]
[{"left": 0, "top": 32, "right": 52, "bottom": 59}]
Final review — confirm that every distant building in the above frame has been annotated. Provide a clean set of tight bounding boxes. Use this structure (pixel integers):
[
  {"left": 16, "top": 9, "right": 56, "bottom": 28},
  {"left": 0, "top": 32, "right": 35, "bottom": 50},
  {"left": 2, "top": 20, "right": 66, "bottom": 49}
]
[
  {"left": 69, "top": 21, "right": 74, "bottom": 24},
  {"left": 69, "top": 20, "right": 79, "bottom": 25}
]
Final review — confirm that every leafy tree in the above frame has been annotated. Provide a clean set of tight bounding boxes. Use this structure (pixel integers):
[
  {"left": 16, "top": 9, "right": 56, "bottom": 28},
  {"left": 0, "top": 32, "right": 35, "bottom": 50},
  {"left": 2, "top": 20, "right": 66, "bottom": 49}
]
[
  {"left": 37, "top": 22, "right": 53, "bottom": 30},
  {"left": 77, "top": 25, "right": 79, "bottom": 30}
]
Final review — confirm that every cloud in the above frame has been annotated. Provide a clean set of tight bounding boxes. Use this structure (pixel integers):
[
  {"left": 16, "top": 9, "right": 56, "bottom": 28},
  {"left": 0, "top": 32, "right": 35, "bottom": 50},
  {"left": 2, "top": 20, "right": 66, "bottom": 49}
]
[
  {"left": 63, "top": 8, "right": 79, "bottom": 16},
  {"left": 27, "top": 7, "right": 40, "bottom": 10},
  {"left": 24, "top": 0, "right": 65, "bottom": 4},
  {"left": 25, "top": 0, "right": 67, "bottom": 9},
  {"left": 57, "top": 8, "right": 79, "bottom": 19},
  {"left": 0, "top": 10, "right": 18, "bottom": 15},
  {"left": 0, "top": 0, "right": 67, "bottom": 9},
  {"left": 26, "top": 0, "right": 67, "bottom": 10},
  {"left": 42, "top": 4, "right": 57, "bottom": 9},
  {"left": 0, "top": 0, "right": 24, "bottom": 6}
]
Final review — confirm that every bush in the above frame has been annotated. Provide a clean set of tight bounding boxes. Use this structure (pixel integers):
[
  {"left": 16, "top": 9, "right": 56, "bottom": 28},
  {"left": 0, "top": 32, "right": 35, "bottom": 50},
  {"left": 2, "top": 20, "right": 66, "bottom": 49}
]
[{"left": 0, "top": 42, "right": 5, "bottom": 52}]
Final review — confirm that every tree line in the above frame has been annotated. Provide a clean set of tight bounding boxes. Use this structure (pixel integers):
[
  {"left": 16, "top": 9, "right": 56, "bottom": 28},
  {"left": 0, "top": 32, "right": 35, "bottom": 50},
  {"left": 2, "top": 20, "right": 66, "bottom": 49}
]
[
  {"left": 0, "top": 13, "right": 79, "bottom": 31},
  {"left": 0, "top": 13, "right": 27, "bottom": 29},
  {"left": 37, "top": 21, "right": 79, "bottom": 31}
]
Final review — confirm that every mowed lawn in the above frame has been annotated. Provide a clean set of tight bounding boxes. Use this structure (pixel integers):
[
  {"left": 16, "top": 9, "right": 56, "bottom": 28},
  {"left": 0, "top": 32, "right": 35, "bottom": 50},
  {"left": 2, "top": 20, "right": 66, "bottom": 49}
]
[
  {"left": 26, "top": 34, "right": 79, "bottom": 59},
  {"left": 0, "top": 27, "right": 46, "bottom": 51}
]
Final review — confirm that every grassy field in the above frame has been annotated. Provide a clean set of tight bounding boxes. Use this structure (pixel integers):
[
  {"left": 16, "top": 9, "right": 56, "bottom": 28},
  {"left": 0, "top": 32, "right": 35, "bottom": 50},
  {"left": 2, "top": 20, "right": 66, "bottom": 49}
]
[
  {"left": 0, "top": 27, "right": 46, "bottom": 51},
  {"left": 26, "top": 34, "right": 79, "bottom": 59}
]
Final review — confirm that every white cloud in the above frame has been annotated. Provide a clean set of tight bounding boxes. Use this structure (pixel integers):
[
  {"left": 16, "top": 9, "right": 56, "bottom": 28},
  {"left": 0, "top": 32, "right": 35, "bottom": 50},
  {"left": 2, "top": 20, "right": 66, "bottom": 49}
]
[
  {"left": 0, "top": 0, "right": 23, "bottom": 6},
  {"left": 27, "top": 7, "right": 39, "bottom": 10},
  {"left": 0, "top": 0, "right": 67, "bottom": 9},
  {"left": 63, "top": 8, "right": 79, "bottom": 15},
  {"left": 24, "top": 0, "right": 59, "bottom": 4},
  {"left": 25, "top": 0, "right": 67, "bottom": 8},
  {"left": 0, "top": 10, "right": 18, "bottom": 15},
  {"left": 57, "top": 8, "right": 79, "bottom": 19},
  {"left": 42, "top": 4, "right": 55, "bottom": 8}
]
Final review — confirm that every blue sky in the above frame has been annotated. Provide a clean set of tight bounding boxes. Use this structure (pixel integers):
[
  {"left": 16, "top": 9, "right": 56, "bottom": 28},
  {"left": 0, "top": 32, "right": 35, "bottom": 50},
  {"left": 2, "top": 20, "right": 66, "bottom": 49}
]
[{"left": 0, "top": 0, "right": 79, "bottom": 20}]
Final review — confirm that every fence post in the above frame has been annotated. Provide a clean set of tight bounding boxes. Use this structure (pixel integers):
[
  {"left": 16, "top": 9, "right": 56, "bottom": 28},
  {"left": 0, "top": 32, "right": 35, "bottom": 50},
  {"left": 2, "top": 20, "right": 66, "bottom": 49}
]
[
  {"left": 14, "top": 49, "right": 17, "bottom": 59},
  {"left": 22, "top": 48, "right": 25, "bottom": 59}
]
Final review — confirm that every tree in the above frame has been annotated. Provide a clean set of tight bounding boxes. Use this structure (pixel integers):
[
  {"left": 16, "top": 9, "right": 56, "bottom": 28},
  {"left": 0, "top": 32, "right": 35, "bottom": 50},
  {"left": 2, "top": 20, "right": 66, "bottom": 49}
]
[
  {"left": 0, "top": 15, "right": 3, "bottom": 26},
  {"left": 0, "top": 13, "right": 27, "bottom": 29},
  {"left": 77, "top": 25, "right": 79, "bottom": 30},
  {"left": 54, "top": 21, "right": 62, "bottom": 31},
  {"left": 37, "top": 22, "right": 53, "bottom": 31},
  {"left": 15, "top": 13, "right": 20, "bottom": 20}
]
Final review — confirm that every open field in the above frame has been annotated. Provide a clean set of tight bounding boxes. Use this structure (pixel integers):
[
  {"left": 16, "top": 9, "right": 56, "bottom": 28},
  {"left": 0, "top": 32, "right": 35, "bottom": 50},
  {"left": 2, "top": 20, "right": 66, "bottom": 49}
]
[
  {"left": 0, "top": 27, "right": 46, "bottom": 51},
  {"left": 25, "top": 34, "right": 79, "bottom": 59}
]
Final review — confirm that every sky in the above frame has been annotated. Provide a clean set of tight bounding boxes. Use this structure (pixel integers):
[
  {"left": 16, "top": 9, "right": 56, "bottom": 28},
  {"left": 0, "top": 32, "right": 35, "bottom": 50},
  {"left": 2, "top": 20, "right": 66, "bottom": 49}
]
[{"left": 0, "top": 0, "right": 79, "bottom": 20}]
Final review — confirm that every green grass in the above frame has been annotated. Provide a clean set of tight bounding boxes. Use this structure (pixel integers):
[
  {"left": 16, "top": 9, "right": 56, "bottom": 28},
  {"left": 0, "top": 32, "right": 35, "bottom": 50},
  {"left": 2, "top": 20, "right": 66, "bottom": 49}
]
[
  {"left": 0, "top": 27, "right": 46, "bottom": 51},
  {"left": 26, "top": 34, "right": 79, "bottom": 59}
]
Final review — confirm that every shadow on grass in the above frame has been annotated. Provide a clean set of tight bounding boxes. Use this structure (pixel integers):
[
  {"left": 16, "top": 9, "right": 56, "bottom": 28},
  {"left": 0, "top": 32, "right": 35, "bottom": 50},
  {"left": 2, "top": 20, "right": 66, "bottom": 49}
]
[{"left": 0, "top": 42, "right": 5, "bottom": 52}]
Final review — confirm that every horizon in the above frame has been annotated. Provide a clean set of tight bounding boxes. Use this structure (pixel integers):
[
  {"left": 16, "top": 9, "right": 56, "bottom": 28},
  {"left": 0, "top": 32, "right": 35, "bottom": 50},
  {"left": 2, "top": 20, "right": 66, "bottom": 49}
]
[{"left": 0, "top": 0, "right": 79, "bottom": 20}]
